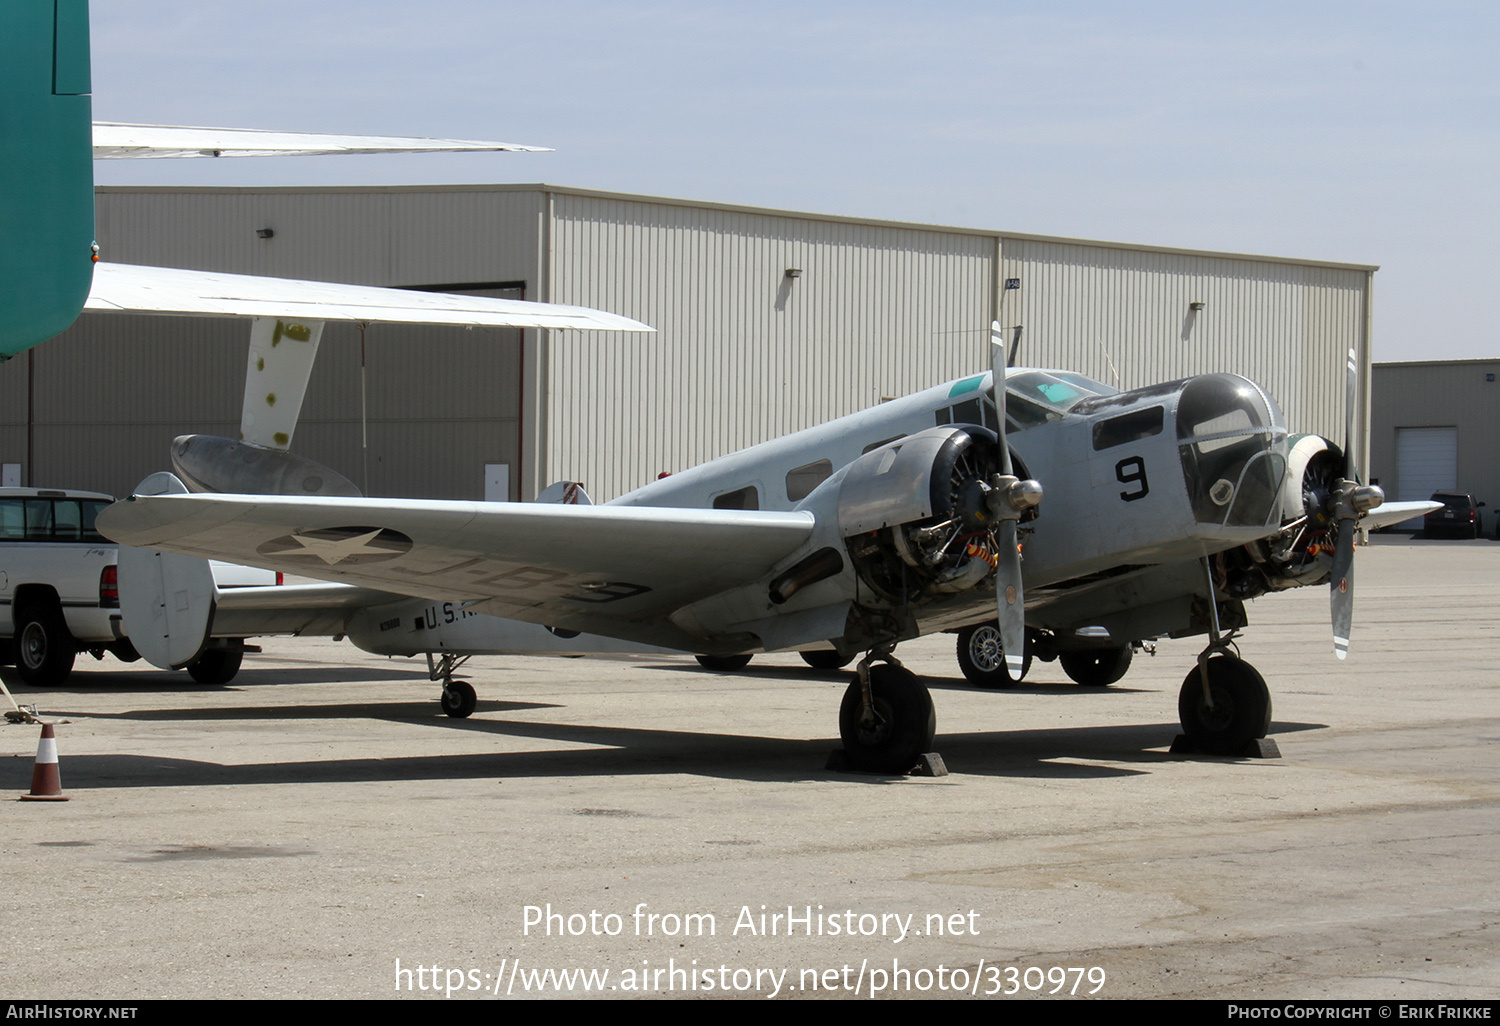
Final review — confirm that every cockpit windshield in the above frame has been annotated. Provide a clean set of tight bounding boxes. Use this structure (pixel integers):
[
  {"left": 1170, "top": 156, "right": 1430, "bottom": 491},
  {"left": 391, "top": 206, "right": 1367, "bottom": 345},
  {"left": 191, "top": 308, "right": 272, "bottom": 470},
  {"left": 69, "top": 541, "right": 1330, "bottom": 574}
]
[{"left": 1006, "top": 370, "right": 1118, "bottom": 413}]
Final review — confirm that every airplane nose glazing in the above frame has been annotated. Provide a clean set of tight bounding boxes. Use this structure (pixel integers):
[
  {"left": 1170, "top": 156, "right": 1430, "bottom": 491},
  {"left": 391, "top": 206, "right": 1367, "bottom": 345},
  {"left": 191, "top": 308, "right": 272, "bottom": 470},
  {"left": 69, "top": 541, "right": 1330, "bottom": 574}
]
[{"left": 1175, "top": 374, "right": 1288, "bottom": 528}]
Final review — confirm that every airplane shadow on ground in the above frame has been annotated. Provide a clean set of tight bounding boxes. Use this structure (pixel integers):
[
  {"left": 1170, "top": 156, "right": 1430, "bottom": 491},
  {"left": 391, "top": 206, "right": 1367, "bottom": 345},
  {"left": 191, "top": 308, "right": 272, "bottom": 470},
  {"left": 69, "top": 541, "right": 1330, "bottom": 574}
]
[
  {"left": 0, "top": 664, "right": 434, "bottom": 694},
  {"left": 2, "top": 692, "right": 1329, "bottom": 789}
]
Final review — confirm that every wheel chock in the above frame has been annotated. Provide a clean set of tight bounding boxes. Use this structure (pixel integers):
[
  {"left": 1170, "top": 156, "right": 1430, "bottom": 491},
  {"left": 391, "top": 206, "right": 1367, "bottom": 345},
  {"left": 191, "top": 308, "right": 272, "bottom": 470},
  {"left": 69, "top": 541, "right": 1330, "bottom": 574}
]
[
  {"left": 824, "top": 750, "right": 949, "bottom": 776},
  {"left": 1170, "top": 733, "right": 1281, "bottom": 759},
  {"left": 912, "top": 752, "right": 948, "bottom": 776},
  {"left": 20, "top": 722, "right": 69, "bottom": 801}
]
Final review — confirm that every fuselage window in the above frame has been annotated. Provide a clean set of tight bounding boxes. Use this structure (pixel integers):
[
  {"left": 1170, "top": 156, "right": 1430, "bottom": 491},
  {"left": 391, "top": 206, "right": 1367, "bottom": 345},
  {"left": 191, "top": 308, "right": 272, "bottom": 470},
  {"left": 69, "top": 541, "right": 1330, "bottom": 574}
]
[
  {"left": 785, "top": 460, "right": 833, "bottom": 502},
  {"left": 1092, "top": 406, "right": 1165, "bottom": 451},
  {"left": 713, "top": 485, "right": 760, "bottom": 510}
]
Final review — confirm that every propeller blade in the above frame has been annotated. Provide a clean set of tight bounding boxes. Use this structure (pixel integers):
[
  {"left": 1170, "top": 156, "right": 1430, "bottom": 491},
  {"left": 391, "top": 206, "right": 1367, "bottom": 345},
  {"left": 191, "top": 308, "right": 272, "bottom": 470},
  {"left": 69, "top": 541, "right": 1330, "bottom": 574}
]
[
  {"left": 991, "top": 321, "right": 1012, "bottom": 477},
  {"left": 1329, "top": 347, "right": 1360, "bottom": 658},
  {"left": 989, "top": 320, "right": 1024, "bottom": 673},
  {"left": 1330, "top": 517, "right": 1355, "bottom": 660},
  {"left": 996, "top": 519, "right": 1026, "bottom": 676}
]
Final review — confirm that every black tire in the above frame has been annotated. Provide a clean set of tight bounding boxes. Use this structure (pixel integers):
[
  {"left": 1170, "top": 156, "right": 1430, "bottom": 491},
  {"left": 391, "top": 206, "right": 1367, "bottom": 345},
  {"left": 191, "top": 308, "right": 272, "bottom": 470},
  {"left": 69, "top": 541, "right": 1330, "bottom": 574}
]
[
  {"left": 15, "top": 604, "right": 75, "bottom": 687},
  {"left": 955, "top": 622, "right": 1031, "bottom": 687},
  {"left": 800, "top": 650, "right": 852, "bottom": 671},
  {"left": 838, "top": 664, "right": 936, "bottom": 774},
  {"left": 1059, "top": 645, "right": 1133, "bottom": 686},
  {"left": 1177, "top": 656, "right": 1272, "bottom": 755},
  {"left": 441, "top": 680, "right": 477, "bottom": 719},
  {"left": 696, "top": 654, "right": 752, "bottom": 672},
  {"left": 188, "top": 644, "right": 244, "bottom": 685}
]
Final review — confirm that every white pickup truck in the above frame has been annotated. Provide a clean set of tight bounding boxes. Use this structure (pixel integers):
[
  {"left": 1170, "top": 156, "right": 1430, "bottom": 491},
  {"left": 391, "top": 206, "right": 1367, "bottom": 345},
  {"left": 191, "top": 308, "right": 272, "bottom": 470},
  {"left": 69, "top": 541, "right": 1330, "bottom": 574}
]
[{"left": 0, "top": 488, "right": 275, "bottom": 686}]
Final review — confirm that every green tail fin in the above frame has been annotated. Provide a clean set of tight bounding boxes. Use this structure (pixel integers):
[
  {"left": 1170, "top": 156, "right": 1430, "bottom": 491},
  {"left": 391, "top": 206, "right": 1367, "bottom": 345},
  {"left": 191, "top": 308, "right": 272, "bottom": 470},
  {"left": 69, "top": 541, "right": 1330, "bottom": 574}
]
[{"left": 0, "top": 0, "right": 95, "bottom": 359}]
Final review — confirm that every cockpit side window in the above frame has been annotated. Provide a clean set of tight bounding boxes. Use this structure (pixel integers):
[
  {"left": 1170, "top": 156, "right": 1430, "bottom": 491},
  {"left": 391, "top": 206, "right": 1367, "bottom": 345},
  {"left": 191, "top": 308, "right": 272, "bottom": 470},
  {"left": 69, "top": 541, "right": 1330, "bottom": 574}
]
[
  {"left": 713, "top": 485, "right": 759, "bottom": 510},
  {"left": 785, "top": 460, "right": 833, "bottom": 502},
  {"left": 1092, "top": 406, "right": 1165, "bottom": 451}
]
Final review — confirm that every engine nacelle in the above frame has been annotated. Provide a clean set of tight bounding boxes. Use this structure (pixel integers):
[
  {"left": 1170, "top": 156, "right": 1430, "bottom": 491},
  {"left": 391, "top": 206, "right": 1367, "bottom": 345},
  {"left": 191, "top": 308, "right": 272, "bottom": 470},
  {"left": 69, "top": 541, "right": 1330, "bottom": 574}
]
[
  {"left": 1225, "top": 434, "right": 1344, "bottom": 599},
  {"left": 171, "top": 434, "right": 363, "bottom": 498},
  {"left": 836, "top": 426, "right": 1030, "bottom": 603}
]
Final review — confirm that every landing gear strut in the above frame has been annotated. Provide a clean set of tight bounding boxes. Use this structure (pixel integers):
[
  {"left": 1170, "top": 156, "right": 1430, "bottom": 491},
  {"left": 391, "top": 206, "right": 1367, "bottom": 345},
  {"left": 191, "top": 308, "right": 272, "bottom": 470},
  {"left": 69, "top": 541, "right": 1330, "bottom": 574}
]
[
  {"left": 427, "top": 651, "right": 477, "bottom": 718},
  {"left": 837, "top": 650, "right": 935, "bottom": 773}
]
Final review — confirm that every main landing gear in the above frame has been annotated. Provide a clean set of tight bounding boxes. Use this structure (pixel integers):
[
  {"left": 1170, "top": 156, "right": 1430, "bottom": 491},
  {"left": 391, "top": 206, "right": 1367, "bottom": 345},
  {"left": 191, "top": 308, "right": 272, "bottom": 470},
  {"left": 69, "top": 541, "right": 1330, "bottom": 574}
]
[
  {"left": 1174, "top": 557, "right": 1273, "bottom": 755},
  {"left": 427, "top": 651, "right": 477, "bottom": 718},
  {"left": 837, "top": 650, "right": 936, "bottom": 774},
  {"left": 1177, "top": 654, "right": 1271, "bottom": 755}
]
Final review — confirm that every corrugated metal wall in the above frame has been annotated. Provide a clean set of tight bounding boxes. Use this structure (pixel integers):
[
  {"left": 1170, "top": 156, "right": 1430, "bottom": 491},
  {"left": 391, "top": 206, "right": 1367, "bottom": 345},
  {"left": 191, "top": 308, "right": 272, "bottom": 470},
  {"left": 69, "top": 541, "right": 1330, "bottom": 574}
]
[
  {"left": 545, "top": 193, "right": 996, "bottom": 500},
  {"left": 998, "top": 236, "right": 1372, "bottom": 450},
  {"left": 2, "top": 185, "right": 1372, "bottom": 504},
  {"left": 1371, "top": 360, "right": 1500, "bottom": 513}
]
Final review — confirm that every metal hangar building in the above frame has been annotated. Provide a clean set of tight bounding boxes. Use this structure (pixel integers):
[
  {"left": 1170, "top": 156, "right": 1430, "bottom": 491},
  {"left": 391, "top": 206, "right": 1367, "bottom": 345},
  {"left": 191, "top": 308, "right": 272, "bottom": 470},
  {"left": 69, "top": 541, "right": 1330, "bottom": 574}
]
[{"left": 1, "top": 184, "right": 1377, "bottom": 503}]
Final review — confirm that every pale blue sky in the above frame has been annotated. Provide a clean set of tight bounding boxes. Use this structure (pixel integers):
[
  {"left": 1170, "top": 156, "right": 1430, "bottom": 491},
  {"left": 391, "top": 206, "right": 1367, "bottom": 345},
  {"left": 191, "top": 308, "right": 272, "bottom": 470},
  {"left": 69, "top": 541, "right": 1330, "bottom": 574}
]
[{"left": 91, "top": 1, "right": 1500, "bottom": 362}]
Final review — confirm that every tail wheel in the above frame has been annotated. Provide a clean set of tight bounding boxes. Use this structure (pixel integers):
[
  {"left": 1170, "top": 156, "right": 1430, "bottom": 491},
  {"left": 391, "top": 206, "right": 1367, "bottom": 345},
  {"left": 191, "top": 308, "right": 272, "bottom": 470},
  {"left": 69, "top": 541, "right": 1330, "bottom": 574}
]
[
  {"left": 441, "top": 680, "right": 477, "bottom": 719},
  {"left": 956, "top": 622, "right": 1031, "bottom": 687},
  {"left": 1059, "top": 646, "right": 1133, "bottom": 686},
  {"left": 838, "top": 664, "right": 935, "bottom": 773},
  {"left": 1177, "top": 656, "right": 1272, "bottom": 755}
]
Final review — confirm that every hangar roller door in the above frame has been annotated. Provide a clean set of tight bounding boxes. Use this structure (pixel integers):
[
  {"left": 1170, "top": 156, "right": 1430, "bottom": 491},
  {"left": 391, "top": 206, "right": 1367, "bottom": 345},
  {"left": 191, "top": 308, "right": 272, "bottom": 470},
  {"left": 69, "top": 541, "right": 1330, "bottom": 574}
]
[{"left": 1396, "top": 426, "right": 1458, "bottom": 528}]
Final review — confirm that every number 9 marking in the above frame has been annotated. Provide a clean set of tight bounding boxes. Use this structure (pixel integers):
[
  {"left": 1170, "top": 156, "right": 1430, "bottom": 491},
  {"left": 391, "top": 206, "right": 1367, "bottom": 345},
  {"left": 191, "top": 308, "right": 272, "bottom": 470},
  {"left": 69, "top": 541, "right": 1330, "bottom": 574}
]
[{"left": 1116, "top": 456, "right": 1149, "bottom": 501}]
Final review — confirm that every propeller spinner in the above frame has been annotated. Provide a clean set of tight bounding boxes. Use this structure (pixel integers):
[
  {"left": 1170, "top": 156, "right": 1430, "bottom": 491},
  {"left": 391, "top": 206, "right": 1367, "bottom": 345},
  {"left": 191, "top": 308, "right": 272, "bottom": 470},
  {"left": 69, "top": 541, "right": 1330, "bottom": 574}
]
[{"left": 983, "top": 322, "right": 1043, "bottom": 676}]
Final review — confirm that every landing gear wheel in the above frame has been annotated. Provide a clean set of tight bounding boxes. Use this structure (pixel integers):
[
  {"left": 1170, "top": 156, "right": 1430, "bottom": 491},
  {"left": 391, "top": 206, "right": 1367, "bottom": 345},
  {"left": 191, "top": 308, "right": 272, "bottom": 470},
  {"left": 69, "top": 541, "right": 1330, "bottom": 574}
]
[
  {"left": 16, "top": 605, "right": 75, "bottom": 687},
  {"left": 955, "top": 622, "right": 1031, "bottom": 687},
  {"left": 441, "top": 680, "right": 477, "bottom": 719},
  {"left": 696, "top": 654, "right": 752, "bottom": 672},
  {"left": 838, "top": 664, "right": 936, "bottom": 774},
  {"left": 1060, "top": 645, "right": 1133, "bottom": 686},
  {"left": 800, "top": 650, "right": 852, "bottom": 671},
  {"left": 188, "top": 643, "right": 244, "bottom": 685},
  {"left": 1177, "top": 656, "right": 1272, "bottom": 755}
]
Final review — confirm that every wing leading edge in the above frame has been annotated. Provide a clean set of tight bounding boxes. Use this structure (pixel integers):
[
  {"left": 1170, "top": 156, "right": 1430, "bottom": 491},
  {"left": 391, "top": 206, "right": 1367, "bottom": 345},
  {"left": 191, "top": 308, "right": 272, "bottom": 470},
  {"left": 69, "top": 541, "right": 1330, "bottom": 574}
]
[
  {"left": 93, "top": 123, "right": 550, "bottom": 159},
  {"left": 85, "top": 263, "right": 652, "bottom": 332},
  {"left": 97, "top": 493, "right": 817, "bottom": 649}
]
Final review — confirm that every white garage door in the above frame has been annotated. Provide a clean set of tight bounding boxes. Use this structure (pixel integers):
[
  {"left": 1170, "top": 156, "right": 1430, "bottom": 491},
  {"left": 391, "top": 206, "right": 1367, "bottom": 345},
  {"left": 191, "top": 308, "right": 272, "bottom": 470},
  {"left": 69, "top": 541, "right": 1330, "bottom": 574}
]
[{"left": 1396, "top": 426, "right": 1458, "bottom": 528}]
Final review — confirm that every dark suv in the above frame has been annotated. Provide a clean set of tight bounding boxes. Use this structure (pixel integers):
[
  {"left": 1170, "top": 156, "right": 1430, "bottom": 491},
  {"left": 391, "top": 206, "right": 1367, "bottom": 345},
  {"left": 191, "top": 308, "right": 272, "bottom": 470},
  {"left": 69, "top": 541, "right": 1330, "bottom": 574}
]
[{"left": 1424, "top": 492, "right": 1485, "bottom": 539}]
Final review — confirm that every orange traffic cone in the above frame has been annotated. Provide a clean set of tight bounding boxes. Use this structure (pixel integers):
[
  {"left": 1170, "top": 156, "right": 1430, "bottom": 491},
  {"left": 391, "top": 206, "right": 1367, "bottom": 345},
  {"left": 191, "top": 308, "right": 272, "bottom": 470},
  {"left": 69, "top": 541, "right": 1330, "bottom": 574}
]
[{"left": 20, "top": 722, "right": 68, "bottom": 801}]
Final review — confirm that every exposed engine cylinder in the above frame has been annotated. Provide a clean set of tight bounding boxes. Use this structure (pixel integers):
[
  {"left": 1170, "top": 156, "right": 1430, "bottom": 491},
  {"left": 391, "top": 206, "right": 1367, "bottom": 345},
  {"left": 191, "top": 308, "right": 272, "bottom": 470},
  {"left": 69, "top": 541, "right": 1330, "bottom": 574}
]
[{"left": 836, "top": 426, "right": 1030, "bottom": 602}]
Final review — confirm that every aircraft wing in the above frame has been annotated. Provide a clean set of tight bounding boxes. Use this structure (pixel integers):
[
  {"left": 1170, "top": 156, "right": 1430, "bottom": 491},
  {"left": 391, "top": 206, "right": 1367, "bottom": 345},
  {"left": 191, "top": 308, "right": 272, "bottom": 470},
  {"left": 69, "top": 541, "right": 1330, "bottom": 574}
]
[
  {"left": 98, "top": 494, "right": 817, "bottom": 649},
  {"left": 93, "top": 122, "right": 550, "bottom": 159},
  {"left": 84, "top": 262, "right": 651, "bottom": 332}
]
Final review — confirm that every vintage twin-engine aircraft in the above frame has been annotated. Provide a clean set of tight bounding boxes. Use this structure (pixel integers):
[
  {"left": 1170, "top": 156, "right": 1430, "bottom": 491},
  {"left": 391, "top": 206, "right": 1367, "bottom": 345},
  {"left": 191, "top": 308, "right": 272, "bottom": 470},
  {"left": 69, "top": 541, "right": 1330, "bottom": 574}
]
[{"left": 99, "top": 332, "right": 1435, "bottom": 772}]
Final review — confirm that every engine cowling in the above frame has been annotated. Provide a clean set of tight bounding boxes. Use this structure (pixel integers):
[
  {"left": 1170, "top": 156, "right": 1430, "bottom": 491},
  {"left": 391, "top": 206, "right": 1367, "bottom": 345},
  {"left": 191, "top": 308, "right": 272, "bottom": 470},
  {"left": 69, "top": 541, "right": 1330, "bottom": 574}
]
[
  {"left": 836, "top": 426, "right": 1031, "bottom": 603},
  {"left": 1224, "top": 434, "right": 1345, "bottom": 598}
]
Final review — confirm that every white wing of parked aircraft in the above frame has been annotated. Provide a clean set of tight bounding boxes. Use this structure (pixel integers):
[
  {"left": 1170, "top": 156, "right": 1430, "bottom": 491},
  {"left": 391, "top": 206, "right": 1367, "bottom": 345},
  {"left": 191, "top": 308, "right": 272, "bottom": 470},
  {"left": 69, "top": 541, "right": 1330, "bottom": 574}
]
[
  {"left": 84, "top": 262, "right": 647, "bottom": 332},
  {"left": 93, "top": 122, "right": 550, "bottom": 159}
]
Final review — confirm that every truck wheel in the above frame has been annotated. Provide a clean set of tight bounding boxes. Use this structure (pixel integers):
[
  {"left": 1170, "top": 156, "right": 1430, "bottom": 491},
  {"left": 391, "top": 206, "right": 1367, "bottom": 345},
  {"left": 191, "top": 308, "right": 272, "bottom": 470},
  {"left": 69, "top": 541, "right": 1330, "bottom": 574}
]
[{"left": 16, "top": 605, "right": 76, "bottom": 687}]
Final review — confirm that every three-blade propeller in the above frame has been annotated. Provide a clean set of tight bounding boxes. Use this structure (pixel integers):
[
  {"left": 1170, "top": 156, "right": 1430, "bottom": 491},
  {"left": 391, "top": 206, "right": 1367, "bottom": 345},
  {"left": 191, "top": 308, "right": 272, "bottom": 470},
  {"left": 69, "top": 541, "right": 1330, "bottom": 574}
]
[
  {"left": 984, "top": 322, "right": 1043, "bottom": 676},
  {"left": 1327, "top": 348, "right": 1385, "bottom": 659}
]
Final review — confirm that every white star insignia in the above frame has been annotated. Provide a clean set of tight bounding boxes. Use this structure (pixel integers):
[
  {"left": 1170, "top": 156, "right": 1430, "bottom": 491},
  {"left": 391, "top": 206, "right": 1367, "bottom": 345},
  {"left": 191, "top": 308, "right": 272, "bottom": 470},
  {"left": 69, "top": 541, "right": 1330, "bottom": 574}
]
[{"left": 285, "top": 528, "right": 387, "bottom": 565}]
